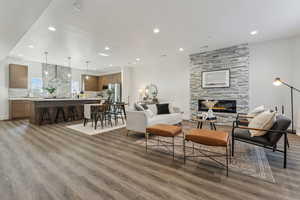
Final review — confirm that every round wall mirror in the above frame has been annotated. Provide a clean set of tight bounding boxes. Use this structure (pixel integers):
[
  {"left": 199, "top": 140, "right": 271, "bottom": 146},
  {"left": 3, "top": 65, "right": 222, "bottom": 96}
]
[{"left": 145, "top": 84, "right": 158, "bottom": 98}]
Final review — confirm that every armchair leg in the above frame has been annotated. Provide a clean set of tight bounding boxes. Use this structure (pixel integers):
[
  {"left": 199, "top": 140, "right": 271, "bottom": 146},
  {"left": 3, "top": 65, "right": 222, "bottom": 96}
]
[{"left": 284, "top": 133, "right": 287, "bottom": 168}]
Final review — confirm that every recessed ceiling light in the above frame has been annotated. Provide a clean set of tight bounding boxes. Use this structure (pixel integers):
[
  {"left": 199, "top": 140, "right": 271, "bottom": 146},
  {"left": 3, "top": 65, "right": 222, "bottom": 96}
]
[
  {"left": 250, "top": 30, "right": 258, "bottom": 35},
  {"left": 104, "top": 46, "right": 110, "bottom": 50},
  {"left": 109, "top": 64, "right": 113, "bottom": 67},
  {"left": 18, "top": 54, "right": 23, "bottom": 57},
  {"left": 179, "top": 48, "right": 184, "bottom": 52},
  {"left": 153, "top": 28, "right": 160, "bottom": 34},
  {"left": 98, "top": 53, "right": 109, "bottom": 57},
  {"left": 48, "top": 26, "right": 56, "bottom": 31},
  {"left": 136, "top": 58, "right": 141, "bottom": 61},
  {"left": 28, "top": 45, "right": 34, "bottom": 49}
]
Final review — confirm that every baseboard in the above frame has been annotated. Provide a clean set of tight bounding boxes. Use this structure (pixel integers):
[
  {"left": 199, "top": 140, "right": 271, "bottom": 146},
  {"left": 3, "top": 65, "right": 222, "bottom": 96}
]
[{"left": 0, "top": 114, "right": 9, "bottom": 121}]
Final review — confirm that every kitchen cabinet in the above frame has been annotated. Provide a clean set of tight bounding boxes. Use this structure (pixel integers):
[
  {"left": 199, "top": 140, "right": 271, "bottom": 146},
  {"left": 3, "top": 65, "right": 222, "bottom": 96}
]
[
  {"left": 9, "top": 100, "right": 30, "bottom": 119},
  {"left": 82, "top": 72, "right": 122, "bottom": 92},
  {"left": 83, "top": 75, "right": 99, "bottom": 91},
  {"left": 9, "top": 64, "right": 28, "bottom": 88}
]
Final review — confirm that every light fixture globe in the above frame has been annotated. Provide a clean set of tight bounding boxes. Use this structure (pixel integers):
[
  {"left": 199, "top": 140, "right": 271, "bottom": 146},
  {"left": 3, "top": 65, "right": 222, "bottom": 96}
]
[{"left": 273, "top": 77, "right": 282, "bottom": 86}]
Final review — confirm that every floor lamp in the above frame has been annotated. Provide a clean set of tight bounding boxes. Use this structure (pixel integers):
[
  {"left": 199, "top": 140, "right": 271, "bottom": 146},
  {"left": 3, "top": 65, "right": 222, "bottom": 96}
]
[{"left": 273, "top": 77, "right": 300, "bottom": 134}]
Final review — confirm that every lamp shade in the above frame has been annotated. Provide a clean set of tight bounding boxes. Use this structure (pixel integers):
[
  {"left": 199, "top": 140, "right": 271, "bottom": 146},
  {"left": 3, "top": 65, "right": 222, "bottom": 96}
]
[{"left": 273, "top": 77, "right": 282, "bottom": 86}]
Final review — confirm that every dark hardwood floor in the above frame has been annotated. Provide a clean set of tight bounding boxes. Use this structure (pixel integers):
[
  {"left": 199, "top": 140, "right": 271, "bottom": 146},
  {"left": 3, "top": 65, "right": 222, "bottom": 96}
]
[{"left": 0, "top": 120, "right": 299, "bottom": 200}]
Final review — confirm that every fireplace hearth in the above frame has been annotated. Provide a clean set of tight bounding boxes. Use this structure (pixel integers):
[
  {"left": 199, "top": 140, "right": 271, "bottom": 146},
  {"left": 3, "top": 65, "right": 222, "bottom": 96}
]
[{"left": 198, "top": 100, "right": 237, "bottom": 114}]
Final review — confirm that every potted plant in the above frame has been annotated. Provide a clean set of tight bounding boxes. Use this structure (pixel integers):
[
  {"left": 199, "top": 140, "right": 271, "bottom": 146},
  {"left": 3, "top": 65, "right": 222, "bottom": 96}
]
[{"left": 44, "top": 87, "right": 57, "bottom": 98}]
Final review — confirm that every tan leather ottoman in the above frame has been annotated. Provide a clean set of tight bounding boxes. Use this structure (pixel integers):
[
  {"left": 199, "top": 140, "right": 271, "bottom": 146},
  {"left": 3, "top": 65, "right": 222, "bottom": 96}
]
[
  {"left": 184, "top": 128, "right": 230, "bottom": 176},
  {"left": 145, "top": 124, "right": 182, "bottom": 159}
]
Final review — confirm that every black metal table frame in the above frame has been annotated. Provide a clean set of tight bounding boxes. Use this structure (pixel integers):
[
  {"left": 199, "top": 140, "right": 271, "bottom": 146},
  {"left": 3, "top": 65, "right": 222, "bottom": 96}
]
[{"left": 183, "top": 137, "right": 231, "bottom": 176}]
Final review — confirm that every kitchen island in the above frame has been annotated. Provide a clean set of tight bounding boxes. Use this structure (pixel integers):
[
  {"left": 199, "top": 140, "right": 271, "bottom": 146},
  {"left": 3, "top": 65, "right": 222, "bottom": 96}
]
[{"left": 27, "top": 98, "right": 103, "bottom": 125}]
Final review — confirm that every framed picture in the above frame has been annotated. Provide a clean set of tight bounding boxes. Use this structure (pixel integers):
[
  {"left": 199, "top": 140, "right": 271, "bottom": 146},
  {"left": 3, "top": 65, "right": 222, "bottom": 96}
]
[{"left": 202, "top": 69, "right": 230, "bottom": 88}]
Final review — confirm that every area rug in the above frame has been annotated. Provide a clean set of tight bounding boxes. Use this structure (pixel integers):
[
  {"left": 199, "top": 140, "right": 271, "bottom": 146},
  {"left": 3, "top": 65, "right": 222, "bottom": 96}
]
[
  {"left": 66, "top": 121, "right": 126, "bottom": 135},
  {"left": 135, "top": 124, "right": 275, "bottom": 183}
]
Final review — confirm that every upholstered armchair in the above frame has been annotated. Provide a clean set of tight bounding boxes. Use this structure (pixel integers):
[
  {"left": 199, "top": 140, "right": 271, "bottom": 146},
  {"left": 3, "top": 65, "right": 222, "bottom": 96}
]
[{"left": 232, "top": 115, "right": 291, "bottom": 168}]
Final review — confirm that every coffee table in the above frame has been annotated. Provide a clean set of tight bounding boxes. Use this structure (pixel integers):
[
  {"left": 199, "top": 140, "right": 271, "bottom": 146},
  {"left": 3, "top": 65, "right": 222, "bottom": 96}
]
[{"left": 195, "top": 116, "right": 217, "bottom": 130}]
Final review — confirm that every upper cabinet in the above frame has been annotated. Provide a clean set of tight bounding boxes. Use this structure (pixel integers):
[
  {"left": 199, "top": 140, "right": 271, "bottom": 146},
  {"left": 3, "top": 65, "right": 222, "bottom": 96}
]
[
  {"left": 82, "top": 75, "right": 99, "bottom": 91},
  {"left": 9, "top": 64, "right": 28, "bottom": 89},
  {"left": 83, "top": 72, "right": 122, "bottom": 92}
]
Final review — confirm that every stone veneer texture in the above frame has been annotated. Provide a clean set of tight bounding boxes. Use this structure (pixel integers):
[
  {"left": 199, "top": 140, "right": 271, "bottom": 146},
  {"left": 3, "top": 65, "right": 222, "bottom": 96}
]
[{"left": 189, "top": 43, "right": 249, "bottom": 124}]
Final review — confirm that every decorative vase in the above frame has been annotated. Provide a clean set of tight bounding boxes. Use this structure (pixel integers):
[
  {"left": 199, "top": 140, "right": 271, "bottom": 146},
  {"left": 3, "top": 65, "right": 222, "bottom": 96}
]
[{"left": 207, "top": 108, "right": 215, "bottom": 118}]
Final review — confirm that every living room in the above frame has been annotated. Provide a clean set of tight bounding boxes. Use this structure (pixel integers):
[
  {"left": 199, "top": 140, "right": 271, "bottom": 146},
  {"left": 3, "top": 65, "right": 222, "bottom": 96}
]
[{"left": 0, "top": 0, "right": 300, "bottom": 200}]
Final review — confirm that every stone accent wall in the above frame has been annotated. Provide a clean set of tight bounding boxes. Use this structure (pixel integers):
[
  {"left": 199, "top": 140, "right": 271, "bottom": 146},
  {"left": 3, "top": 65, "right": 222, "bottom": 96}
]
[
  {"left": 42, "top": 64, "right": 72, "bottom": 98},
  {"left": 189, "top": 44, "right": 250, "bottom": 124}
]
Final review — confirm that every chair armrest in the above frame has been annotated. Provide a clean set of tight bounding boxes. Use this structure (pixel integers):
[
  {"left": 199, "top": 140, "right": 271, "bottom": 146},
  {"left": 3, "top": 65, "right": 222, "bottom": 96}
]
[
  {"left": 126, "top": 110, "right": 148, "bottom": 133},
  {"left": 235, "top": 126, "right": 287, "bottom": 134},
  {"left": 237, "top": 113, "right": 254, "bottom": 119}
]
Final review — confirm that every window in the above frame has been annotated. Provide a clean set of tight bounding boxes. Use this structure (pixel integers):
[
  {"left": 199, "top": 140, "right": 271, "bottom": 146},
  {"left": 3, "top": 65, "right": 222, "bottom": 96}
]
[
  {"left": 31, "top": 78, "right": 43, "bottom": 90},
  {"left": 72, "top": 80, "right": 80, "bottom": 93}
]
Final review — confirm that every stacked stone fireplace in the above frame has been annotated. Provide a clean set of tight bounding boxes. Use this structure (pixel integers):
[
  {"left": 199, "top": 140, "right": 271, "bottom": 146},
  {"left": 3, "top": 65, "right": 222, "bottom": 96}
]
[{"left": 190, "top": 44, "right": 250, "bottom": 124}]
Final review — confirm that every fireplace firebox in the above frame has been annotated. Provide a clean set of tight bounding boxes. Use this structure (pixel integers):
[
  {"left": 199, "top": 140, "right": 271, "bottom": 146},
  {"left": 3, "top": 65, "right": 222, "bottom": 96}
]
[{"left": 198, "top": 100, "right": 237, "bottom": 113}]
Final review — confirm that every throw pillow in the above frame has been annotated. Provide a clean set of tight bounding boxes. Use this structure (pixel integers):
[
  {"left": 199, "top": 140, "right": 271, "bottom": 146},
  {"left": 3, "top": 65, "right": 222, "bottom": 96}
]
[
  {"left": 147, "top": 104, "right": 158, "bottom": 115},
  {"left": 248, "top": 110, "right": 276, "bottom": 137},
  {"left": 156, "top": 103, "right": 170, "bottom": 115},
  {"left": 141, "top": 104, "right": 148, "bottom": 110},
  {"left": 248, "top": 105, "right": 266, "bottom": 117},
  {"left": 144, "top": 109, "right": 154, "bottom": 118},
  {"left": 168, "top": 102, "right": 175, "bottom": 113},
  {"left": 134, "top": 103, "right": 144, "bottom": 111}
]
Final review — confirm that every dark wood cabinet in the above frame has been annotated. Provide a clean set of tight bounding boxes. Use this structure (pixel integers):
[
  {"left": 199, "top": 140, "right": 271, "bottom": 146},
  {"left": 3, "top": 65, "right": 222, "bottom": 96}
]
[
  {"left": 82, "top": 75, "right": 99, "bottom": 91},
  {"left": 9, "top": 64, "right": 28, "bottom": 89},
  {"left": 82, "top": 73, "right": 122, "bottom": 92},
  {"left": 9, "top": 100, "right": 30, "bottom": 119}
]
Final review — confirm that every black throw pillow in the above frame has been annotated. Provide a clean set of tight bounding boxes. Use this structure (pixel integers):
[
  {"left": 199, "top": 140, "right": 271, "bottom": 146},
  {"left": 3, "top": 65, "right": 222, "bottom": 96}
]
[{"left": 156, "top": 103, "right": 170, "bottom": 115}]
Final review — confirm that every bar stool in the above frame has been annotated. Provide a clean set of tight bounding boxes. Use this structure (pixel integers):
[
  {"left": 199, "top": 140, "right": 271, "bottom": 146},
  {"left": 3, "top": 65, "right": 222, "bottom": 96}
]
[
  {"left": 40, "top": 108, "right": 52, "bottom": 125},
  {"left": 55, "top": 107, "right": 66, "bottom": 123},
  {"left": 67, "top": 106, "right": 79, "bottom": 121}
]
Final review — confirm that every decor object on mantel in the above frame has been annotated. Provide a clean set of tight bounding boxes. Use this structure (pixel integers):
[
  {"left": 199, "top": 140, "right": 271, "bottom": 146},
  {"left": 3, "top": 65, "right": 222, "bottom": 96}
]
[
  {"left": 273, "top": 77, "right": 300, "bottom": 135},
  {"left": 202, "top": 69, "right": 230, "bottom": 88},
  {"left": 202, "top": 100, "right": 218, "bottom": 118}
]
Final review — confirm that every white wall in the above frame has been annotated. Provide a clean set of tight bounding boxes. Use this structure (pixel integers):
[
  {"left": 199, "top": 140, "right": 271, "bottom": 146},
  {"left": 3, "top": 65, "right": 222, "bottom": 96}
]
[
  {"left": 249, "top": 38, "right": 294, "bottom": 115},
  {"left": 291, "top": 37, "right": 300, "bottom": 132},
  {"left": 130, "top": 55, "right": 190, "bottom": 119},
  {"left": 249, "top": 36, "right": 300, "bottom": 129}
]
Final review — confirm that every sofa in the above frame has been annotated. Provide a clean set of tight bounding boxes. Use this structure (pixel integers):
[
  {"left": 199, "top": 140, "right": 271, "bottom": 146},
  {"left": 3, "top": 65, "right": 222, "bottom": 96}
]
[{"left": 126, "top": 103, "right": 183, "bottom": 134}]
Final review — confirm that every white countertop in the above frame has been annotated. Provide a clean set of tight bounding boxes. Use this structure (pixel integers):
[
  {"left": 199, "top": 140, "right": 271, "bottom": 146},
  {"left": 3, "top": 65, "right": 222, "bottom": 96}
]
[{"left": 9, "top": 97, "right": 106, "bottom": 101}]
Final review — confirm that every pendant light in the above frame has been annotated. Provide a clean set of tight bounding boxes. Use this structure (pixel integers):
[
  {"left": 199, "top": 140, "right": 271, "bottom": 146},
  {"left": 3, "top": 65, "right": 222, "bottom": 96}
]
[
  {"left": 85, "top": 61, "right": 89, "bottom": 80},
  {"left": 67, "top": 57, "right": 72, "bottom": 78},
  {"left": 44, "top": 51, "right": 49, "bottom": 75}
]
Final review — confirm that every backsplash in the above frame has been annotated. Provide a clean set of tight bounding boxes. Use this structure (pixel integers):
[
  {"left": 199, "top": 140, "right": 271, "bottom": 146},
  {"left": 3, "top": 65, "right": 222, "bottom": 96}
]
[
  {"left": 8, "top": 89, "right": 28, "bottom": 98},
  {"left": 42, "top": 64, "right": 72, "bottom": 98}
]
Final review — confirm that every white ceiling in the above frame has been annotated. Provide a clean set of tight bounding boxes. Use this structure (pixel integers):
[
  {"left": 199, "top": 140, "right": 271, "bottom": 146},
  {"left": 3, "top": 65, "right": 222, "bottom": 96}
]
[
  {"left": 7, "top": 0, "right": 300, "bottom": 70},
  {"left": 0, "top": 0, "right": 51, "bottom": 60}
]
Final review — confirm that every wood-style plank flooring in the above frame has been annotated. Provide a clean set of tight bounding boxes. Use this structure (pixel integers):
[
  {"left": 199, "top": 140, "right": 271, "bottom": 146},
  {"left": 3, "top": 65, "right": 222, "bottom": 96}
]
[{"left": 0, "top": 120, "right": 299, "bottom": 200}]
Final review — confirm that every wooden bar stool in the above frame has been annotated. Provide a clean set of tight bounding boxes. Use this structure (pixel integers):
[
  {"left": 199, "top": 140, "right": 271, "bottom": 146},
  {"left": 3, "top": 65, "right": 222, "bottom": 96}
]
[
  {"left": 183, "top": 129, "right": 231, "bottom": 176},
  {"left": 39, "top": 108, "right": 52, "bottom": 125},
  {"left": 54, "top": 107, "right": 66, "bottom": 123},
  {"left": 67, "top": 106, "right": 79, "bottom": 121}
]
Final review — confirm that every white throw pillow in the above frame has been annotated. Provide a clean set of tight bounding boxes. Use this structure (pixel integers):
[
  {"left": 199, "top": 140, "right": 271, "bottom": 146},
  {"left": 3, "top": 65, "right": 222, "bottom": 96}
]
[
  {"left": 144, "top": 109, "right": 154, "bottom": 118},
  {"left": 168, "top": 103, "right": 175, "bottom": 113},
  {"left": 248, "top": 110, "right": 276, "bottom": 137},
  {"left": 147, "top": 104, "right": 158, "bottom": 115},
  {"left": 248, "top": 105, "right": 266, "bottom": 117}
]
